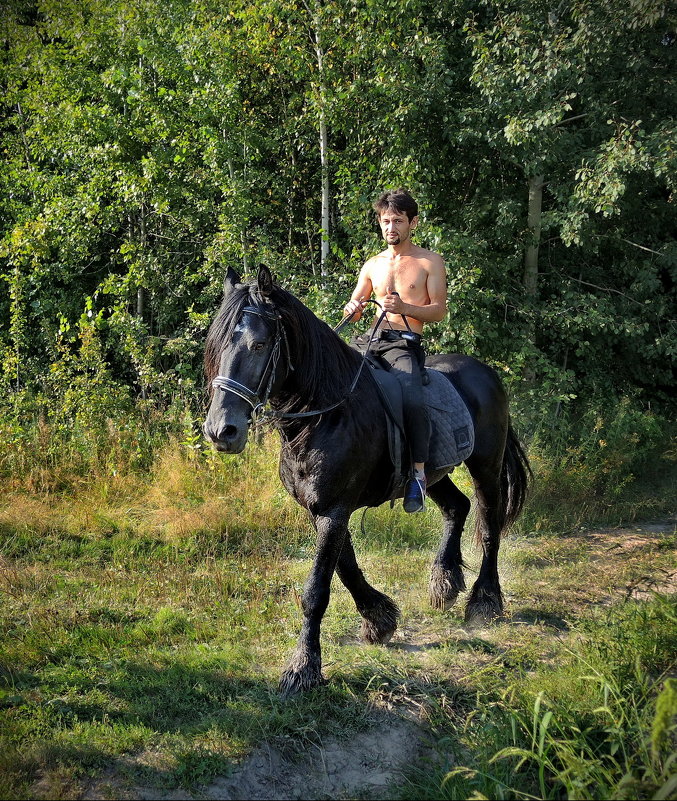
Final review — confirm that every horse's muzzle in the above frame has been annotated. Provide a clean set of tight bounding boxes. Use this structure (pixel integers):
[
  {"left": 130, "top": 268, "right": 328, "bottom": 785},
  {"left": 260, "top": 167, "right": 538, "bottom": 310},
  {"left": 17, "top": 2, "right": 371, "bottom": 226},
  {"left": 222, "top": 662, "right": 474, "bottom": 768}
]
[{"left": 203, "top": 418, "right": 249, "bottom": 454}]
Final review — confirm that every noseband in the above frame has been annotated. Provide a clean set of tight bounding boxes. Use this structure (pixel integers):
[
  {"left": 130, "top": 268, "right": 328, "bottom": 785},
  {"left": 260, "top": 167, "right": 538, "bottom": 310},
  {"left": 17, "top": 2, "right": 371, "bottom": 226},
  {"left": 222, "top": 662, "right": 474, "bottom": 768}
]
[{"left": 211, "top": 305, "right": 291, "bottom": 419}]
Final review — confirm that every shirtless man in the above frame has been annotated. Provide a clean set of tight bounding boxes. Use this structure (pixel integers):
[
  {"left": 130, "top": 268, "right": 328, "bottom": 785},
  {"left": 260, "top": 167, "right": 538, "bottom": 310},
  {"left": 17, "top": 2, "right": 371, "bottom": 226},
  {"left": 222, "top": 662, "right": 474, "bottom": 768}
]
[{"left": 344, "top": 188, "right": 447, "bottom": 512}]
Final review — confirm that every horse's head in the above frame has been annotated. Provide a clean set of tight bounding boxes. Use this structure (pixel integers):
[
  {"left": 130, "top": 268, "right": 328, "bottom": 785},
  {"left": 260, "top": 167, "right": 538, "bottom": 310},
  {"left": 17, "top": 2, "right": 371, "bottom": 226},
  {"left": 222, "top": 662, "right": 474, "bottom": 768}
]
[{"left": 203, "top": 265, "right": 285, "bottom": 453}]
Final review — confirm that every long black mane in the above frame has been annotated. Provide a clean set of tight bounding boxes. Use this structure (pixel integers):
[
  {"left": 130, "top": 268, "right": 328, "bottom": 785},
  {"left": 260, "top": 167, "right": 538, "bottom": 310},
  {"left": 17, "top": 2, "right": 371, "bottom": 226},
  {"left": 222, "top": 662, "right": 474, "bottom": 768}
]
[{"left": 205, "top": 279, "right": 363, "bottom": 416}]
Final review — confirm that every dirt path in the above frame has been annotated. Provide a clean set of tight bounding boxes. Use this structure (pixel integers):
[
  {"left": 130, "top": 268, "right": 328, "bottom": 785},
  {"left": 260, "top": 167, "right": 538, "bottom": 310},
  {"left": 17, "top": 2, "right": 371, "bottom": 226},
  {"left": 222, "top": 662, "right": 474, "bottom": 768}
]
[
  {"left": 84, "top": 714, "right": 435, "bottom": 801},
  {"left": 200, "top": 715, "right": 430, "bottom": 801}
]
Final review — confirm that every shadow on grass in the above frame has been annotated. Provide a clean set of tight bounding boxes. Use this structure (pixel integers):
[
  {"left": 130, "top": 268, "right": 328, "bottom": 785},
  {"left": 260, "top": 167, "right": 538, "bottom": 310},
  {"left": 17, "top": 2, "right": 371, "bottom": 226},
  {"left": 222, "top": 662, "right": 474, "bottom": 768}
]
[
  {"left": 5, "top": 655, "right": 422, "bottom": 794},
  {"left": 390, "top": 640, "right": 443, "bottom": 652},
  {"left": 510, "top": 608, "right": 571, "bottom": 630}
]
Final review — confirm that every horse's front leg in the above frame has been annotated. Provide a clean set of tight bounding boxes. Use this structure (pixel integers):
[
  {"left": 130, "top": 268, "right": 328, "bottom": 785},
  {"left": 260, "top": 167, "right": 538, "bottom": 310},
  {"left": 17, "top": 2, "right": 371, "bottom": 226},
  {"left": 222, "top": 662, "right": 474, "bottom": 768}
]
[
  {"left": 336, "top": 533, "right": 399, "bottom": 644},
  {"left": 279, "top": 508, "right": 348, "bottom": 695}
]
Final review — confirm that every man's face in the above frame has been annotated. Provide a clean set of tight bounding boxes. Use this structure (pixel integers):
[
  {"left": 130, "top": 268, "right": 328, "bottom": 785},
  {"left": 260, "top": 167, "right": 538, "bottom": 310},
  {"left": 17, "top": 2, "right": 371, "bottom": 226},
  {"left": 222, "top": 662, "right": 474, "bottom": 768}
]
[{"left": 378, "top": 207, "right": 418, "bottom": 246}]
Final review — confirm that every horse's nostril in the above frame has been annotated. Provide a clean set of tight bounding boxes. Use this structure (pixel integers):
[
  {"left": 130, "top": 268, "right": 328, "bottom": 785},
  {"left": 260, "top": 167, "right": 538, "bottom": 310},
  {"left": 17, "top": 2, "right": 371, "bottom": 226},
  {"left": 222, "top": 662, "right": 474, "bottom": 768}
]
[
  {"left": 223, "top": 424, "right": 238, "bottom": 440},
  {"left": 204, "top": 421, "right": 240, "bottom": 444}
]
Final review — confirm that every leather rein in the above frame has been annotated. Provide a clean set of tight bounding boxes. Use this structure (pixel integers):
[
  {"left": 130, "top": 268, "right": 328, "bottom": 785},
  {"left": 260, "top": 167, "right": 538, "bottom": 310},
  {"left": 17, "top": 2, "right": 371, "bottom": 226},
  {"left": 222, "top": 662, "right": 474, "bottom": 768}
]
[{"left": 211, "top": 300, "right": 389, "bottom": 424}]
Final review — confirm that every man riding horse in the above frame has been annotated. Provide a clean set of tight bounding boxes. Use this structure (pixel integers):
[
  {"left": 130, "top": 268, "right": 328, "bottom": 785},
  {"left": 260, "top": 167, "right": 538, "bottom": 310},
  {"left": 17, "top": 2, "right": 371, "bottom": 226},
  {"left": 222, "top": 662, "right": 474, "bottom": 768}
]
[{"left": 344, "top": 188, "right": 447, "bottom": 513}]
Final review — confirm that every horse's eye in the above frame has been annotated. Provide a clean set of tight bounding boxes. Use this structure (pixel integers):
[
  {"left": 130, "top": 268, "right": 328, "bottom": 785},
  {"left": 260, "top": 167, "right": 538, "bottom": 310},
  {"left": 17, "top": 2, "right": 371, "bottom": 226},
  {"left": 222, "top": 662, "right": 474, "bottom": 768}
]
[{"left": 253, "top": 342, "right": 265, "bottom": 352}]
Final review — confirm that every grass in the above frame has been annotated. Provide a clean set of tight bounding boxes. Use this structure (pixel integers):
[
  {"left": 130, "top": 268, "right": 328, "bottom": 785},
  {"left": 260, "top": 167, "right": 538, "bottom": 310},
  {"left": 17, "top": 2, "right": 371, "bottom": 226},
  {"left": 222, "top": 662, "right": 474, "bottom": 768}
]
[
  {"left": 0, "top": 430, "right": 675, "bottom": 799},
  {"left": 401, "top": 596, "right": 677, "bottom": 800}
]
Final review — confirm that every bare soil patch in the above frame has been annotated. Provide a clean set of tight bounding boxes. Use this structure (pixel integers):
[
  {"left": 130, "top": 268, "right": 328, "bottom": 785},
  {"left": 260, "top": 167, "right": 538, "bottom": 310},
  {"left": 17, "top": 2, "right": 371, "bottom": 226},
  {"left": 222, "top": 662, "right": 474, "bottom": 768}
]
[
  {"left": 203, "top": 715, "right": 432, "bottom": 801},
  {"left": 84, "top": 714, "right": 434, "bottom": 801},
  {"left": 575, "top": 517, "right": 677, "bottom": 600}
]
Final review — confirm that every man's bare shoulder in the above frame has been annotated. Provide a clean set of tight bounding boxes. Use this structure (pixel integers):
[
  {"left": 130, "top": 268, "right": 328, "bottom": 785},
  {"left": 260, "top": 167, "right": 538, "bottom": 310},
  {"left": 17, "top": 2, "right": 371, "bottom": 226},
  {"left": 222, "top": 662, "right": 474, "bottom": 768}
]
[
  {"left": 362, "top": 250, "right": 389, "bottom": 272},
  {"left": 411, "top": 244, "right": 445, "bottom": 267}
]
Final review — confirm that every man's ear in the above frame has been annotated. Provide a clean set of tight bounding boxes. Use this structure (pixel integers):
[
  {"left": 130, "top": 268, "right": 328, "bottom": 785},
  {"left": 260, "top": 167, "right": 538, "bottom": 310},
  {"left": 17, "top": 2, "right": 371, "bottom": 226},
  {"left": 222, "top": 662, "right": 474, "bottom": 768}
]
[
  {"left": 257, "top": 264, "right": 274, "bottom": 296},
  {"left": 223, "top": 266, "right": 241, "bottom": 294}
]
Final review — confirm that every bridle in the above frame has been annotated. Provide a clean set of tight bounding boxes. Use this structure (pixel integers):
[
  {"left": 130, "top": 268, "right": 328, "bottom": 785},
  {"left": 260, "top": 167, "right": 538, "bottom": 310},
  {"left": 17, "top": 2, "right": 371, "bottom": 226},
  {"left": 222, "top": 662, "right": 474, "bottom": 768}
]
[
  {"left": 211, "top": 305, "right": 291, "bottom": 421},
  {"left": 211, "top": 299, "right": 392, "bottom": 424}
]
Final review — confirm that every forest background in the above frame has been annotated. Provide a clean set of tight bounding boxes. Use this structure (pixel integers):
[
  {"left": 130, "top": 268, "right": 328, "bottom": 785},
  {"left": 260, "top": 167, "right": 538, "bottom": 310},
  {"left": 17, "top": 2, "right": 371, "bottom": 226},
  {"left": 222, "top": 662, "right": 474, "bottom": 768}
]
[{"left": 1, "top": 0, "right": 675, "bottom": 515}]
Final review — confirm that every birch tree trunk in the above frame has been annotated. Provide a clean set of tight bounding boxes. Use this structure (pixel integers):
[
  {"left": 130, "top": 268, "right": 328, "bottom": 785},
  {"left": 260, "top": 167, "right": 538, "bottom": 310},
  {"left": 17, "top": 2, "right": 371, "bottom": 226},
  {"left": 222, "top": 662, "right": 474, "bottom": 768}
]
[
  {"left": 319, "top": 110, "right": 329, "bottom": 277},
  {"left": 138, "top": 206, "right": 147, "bottom": 399},
  {"left": 524, "top": 174, "right": 543, "bottom": 298},
  {"left": 228, "top": 157, "right": 249, "bottom": 274},
  {"left": 313, "top": 3, "right": 330, "bottom": 277}
]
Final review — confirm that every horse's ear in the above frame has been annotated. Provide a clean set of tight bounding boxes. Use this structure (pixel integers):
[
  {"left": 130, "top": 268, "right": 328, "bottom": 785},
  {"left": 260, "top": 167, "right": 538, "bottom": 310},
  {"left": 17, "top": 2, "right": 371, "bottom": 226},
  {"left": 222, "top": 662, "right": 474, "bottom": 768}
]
[
  {"left": 223, "top": 266, "right": 241, "bottom": 294},
  {"left": 257, "top": 264, "right": 274, "bottom": 296}
]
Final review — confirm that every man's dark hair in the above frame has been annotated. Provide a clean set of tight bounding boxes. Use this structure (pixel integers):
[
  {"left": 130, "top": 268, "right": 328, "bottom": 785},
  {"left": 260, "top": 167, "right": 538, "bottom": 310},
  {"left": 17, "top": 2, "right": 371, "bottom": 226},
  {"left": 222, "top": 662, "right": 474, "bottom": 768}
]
[{"left": 373, "top": 188, "right": 418, "bottom": 222}]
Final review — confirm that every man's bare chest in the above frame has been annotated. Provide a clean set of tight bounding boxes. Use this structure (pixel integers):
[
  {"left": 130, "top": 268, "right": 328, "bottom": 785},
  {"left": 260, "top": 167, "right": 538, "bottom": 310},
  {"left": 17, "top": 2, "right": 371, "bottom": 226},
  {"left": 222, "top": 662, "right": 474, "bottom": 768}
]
[{"left": 372, "top": 260, "right": 429, "bottom": 296}]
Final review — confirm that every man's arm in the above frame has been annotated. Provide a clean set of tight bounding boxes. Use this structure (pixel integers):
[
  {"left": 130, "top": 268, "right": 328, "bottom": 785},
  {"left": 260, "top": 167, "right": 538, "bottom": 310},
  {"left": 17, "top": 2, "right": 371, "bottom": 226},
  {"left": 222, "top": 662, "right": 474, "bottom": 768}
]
[{"left": 343, "top": 262, "right": 373, "bottom": 321}]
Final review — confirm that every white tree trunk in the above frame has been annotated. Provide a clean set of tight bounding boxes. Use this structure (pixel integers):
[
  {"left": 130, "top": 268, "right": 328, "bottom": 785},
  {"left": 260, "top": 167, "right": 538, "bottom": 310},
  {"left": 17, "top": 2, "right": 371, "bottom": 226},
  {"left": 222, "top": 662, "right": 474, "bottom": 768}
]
[
  {"left": 523, "top": 174, "right": 543, "bottom": 383},
  {"left": 137, "top": 207, "right": 146, "bottom": 320},
  {"left": 228, "top": 157, "right": 249, "bottom": 274},
  {"left": 319, "top": 110, "right": 329, "bottom": 276},
  {"left": 314, "top": 4, "right": 329, "bottom": 277}
]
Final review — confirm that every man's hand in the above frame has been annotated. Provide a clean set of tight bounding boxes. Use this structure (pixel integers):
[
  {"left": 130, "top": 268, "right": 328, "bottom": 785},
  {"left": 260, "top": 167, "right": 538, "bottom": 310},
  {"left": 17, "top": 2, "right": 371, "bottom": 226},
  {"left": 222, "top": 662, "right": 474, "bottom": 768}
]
[
  {"left": 343, "top": 295, "right": 366, "bottom": 320},
  {"left": 383, "top": 287, "right": 406, "bottom": 315}
]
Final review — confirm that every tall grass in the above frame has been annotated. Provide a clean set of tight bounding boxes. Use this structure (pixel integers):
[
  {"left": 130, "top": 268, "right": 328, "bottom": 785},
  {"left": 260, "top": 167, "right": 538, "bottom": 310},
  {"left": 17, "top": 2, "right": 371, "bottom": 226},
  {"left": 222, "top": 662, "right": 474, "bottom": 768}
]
[
  {"left": 517, "top": 397, "right": 676, "bottom": 533},
  {"left": 403, "top": 595, "right": 677, "bottom": 800},
  {"left": 1, "top": 391, "right": 673, "bottom": 540},
  {"left": 0, "top": 397, "right": 310, "bottom": 553}
]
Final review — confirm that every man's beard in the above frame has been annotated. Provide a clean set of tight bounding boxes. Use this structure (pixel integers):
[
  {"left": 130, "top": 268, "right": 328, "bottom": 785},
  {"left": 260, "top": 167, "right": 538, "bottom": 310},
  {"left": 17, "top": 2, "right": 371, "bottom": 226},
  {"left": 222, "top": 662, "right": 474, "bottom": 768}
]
[{"left": 387, "top": 234, "right": 401, "bottom": 244}]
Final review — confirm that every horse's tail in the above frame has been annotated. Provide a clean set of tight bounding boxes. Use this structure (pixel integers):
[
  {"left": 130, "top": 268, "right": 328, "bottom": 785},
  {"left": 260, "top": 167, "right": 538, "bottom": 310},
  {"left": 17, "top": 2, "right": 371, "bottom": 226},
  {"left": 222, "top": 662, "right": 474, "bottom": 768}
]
[{"left": 498, "top": 421, "right": 532, "bottom": 534}]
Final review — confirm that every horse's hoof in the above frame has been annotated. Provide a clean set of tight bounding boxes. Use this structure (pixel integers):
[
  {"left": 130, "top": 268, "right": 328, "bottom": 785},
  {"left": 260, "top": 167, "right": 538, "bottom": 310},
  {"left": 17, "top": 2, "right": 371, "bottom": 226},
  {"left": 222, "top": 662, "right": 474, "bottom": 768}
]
[
  {"left": 359, "top": 594, "right": 399, "bottom": 645},
  {"left": 279, "top": 649, "right": 325, "bottom": 695},
  {"left": 429, "top": 564, "right": 466, "bottom": 611},
  {"left": 361, "top": 618, "right": 395, "bottom": 645},
  {"left": 464, "top": 587, "right": 504, "bottom": 627}
]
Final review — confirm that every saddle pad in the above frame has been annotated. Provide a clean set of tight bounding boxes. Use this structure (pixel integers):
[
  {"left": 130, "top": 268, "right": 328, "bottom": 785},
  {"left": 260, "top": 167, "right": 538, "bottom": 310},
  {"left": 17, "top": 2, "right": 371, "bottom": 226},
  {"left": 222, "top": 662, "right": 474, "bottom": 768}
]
[{"left": 423, "top": 369, "right": 475, "bottom": 470}]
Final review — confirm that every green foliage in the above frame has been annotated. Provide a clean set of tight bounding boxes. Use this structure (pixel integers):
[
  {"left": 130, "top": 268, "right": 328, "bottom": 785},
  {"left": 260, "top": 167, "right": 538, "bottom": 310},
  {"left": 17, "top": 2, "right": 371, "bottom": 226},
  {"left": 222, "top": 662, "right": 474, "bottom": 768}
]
[
  {"left": 0, "top": 0, "right": 674, "bottom": 431},
  {"left": 518, "top": 396, "right": 675, "bottom": 531},
  {"left": 651, "top": 679, "right": 677, "bottom": 767}
]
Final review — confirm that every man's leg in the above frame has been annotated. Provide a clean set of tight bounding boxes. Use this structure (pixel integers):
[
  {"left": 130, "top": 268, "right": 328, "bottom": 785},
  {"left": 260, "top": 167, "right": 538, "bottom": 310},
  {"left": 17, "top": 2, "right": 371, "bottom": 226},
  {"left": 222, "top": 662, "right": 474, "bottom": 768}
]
[{"left": 383, "top": 342, "right": 430, "bottom": 512}]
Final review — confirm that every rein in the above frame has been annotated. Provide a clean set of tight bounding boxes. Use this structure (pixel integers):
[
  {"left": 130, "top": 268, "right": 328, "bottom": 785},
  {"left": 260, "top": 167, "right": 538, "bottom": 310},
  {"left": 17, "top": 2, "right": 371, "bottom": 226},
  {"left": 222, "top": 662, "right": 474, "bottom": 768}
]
[{"left": 211, "top": 300, "right": 387, "bottom": 425}]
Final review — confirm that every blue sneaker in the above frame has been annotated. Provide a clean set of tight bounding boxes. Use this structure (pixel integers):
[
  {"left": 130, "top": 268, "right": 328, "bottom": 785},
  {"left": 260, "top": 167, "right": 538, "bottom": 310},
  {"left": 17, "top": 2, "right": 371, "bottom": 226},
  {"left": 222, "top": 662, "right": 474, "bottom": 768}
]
[{"left": 403, "top": 475, "right": 426, "bottom": 513}]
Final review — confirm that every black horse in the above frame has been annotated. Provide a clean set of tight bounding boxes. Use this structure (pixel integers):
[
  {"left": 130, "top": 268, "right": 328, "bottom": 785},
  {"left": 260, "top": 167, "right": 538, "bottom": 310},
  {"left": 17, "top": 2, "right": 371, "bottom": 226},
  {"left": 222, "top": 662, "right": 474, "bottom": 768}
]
[{"left": 204, "top": 266, "right": 531, "bottom": 694}]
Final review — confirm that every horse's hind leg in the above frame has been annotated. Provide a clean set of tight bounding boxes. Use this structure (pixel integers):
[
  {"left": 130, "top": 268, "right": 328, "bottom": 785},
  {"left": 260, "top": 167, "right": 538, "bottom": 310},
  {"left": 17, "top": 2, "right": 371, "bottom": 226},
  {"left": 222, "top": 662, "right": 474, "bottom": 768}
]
[
  {"left": 428, "top": 474, "right": 471, "bottom": 610},
  {"left": 465, "top": 468, "right": 504, "bottom": 625},
  {"left": 336, "top": 534, "right": 399, "bottom": 645}
]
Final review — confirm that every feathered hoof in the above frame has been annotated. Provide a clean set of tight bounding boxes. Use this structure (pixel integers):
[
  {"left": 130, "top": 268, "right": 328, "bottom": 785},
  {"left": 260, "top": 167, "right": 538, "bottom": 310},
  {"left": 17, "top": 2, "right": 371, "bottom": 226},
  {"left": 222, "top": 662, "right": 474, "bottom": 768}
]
[
  {"left": 429, "top": 563, "right": 466, "bottom": 611},
  {"left": 279, "top": 649, "right": 326, "bottom": 696},
  {"left": 359, "top": 595, "right": 400, "bottom": 645},
  {"left": 464, "top": 587, "right": 504, "bottom": 627}
]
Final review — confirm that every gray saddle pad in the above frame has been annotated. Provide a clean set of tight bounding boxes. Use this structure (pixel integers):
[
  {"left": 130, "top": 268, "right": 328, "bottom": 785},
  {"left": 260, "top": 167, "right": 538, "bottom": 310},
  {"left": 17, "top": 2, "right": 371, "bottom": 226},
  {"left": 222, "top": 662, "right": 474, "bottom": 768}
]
[{"left": 423, "top": 369, "right": 475, "bottom": 470}]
